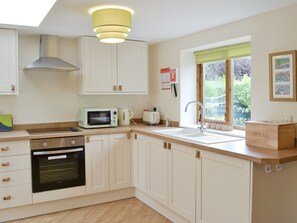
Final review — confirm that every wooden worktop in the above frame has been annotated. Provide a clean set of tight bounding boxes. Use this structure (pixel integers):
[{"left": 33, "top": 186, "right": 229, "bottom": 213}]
[{"left": 1, "top": 124, "right": 297, "bottom": 164}]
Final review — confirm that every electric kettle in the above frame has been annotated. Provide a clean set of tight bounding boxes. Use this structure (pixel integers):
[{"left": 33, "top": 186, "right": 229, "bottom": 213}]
[{"left": 118, "top": 107, "right": 134, "bottom": 126}]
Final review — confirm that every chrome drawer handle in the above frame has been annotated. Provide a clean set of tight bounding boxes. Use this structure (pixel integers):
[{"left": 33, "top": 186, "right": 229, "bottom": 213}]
[
  {"left": 2, "top": 177, "right": 10, "bottom": 182},
  {"left": 2, "top": 162, "right": 10, "bottom": 167},
  {"left": 3, "top": 196, "right": 11, "bottom": 201},
  {"left": 1, "top": 147, "right": 9, "bottom": 152}
]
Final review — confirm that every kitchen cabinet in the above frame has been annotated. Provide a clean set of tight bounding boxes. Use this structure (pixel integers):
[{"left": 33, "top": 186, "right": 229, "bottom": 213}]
[
  {"left": 198, "top": 150, "right": 251, "bottom": 223},
  {"left": 146, "top": 136, "right": 196, "bottom": 222},
  {"left": 0, "top": 29, "right": 18, "bottom": 95},
  {"left": 78, "top": 36, "right": 148, "bottom": 94},
  {"left": 132, "top": 133, "right": 148, "bottom": 193},
  {"left": 0, "top": 140, "right": 32, "bottom": 209},
  {"left": 109, "top": 133, "right": 131, "bottom": 190},
  {"left": 147, "top": 137, "right": 169, "bottom": 206},
  {"left": 117, "top": 40, "right": 148, "bottom": 93},
  {"left": 168, "top": 142, "right": 196, "bottom": 223},
  {"left": 85, "top": 135, "right": 109, "bottom": 194},
  {"left": 85, "top": 133, "right": 132, "bottom": 194}
]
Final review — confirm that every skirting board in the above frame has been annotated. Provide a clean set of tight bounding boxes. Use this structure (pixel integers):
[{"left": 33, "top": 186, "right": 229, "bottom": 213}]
[
  {"left": 0, "top": 188, "right": 134, "bottom": 222},
  {"left": 135, "top": 189, "right": 190, "bottom": 223}
]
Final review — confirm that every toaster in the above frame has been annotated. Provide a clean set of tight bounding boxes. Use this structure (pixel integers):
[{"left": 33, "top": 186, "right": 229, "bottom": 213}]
[{"left": 143, "top": 111, "right": 160, "bottom": 125}]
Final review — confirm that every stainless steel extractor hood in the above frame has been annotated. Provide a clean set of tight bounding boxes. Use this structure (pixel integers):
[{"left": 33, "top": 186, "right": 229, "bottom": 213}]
[{"left": 24, "top": 35, "right": 79, "bottom": 72}]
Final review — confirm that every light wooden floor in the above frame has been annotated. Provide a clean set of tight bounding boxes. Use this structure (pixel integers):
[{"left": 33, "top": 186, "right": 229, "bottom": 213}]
[{"left": 8, "top": 198, "right": 172, "bottom": 223}]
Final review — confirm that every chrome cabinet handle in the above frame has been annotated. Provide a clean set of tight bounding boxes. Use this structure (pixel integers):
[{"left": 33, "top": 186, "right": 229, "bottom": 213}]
[
  {"left": 2, "top": 177, "right": 10, "bottom": 182},
  {"left": 2, "top": 162, "right": 10, "bottom": 167},
  {"left": 1, "top": 147, "right": 9, "bottom": 152},
  {"left": 3, "top": 196, "right": 11, "bottom": 201}
]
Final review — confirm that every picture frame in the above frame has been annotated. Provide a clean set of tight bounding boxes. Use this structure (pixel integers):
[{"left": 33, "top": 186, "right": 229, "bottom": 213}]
[{"left": 269, "top": 50, "right": 297, "bottom": 101}]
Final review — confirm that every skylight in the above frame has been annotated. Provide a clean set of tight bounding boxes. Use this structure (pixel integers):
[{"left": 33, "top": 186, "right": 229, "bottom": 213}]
[{"left": 0, "top": 0, "right": 57, "bottom": 27}]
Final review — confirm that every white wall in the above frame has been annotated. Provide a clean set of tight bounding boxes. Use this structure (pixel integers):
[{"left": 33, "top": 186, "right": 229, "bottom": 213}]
[
  {"left": 0, "top": 35, "right": 149, "bottom": 124},
  {"left": 149, "top": 4, "right": 297, "bottom": 123}
]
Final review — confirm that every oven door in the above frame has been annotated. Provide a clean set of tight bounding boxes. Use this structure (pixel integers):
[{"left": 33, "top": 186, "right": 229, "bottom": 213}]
[
  {"left": 31, "top": 146, "right": 85, "bottom": 193},
  {"left": 87, "top": 110, "right": 111, "bottom": 126}
]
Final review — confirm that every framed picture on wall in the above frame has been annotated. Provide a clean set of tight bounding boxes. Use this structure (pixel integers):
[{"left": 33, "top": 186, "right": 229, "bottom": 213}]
[{"left": 269, "top": 50, "right": 297, "bottom": 101}]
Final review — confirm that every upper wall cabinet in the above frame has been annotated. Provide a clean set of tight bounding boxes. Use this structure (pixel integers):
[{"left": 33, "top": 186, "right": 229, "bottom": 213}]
[
  {"left": 77, "top": 36, "right": 148, "bottom": 95},
  {"left": 0, "top": 29, "right": 18, "bottom": 95}
]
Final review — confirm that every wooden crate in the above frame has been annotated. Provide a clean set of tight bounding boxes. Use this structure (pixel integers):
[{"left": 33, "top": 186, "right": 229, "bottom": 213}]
[{"left": 245, "top": 121, "right": 296, "bottom": 150}]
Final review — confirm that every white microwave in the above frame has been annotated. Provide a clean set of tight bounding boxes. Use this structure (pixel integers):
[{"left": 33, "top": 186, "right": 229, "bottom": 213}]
[{"left": 78, "top": 108, "right": 118, "bottom": 128}]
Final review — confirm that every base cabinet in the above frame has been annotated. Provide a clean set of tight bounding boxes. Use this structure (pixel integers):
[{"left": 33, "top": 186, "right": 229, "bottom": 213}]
[
  {"left": 147, "top": 137, "right": 169, "bottom": 206},
  {"left": 0, "top": 140, "right": 31, "bottom": 209},
  {"left": 135, "top": 134, "right": 251, "bottom": 223},
  {"left": 197, "top": 150, "right": 251, "bottom": 223},
  {"left": 168, "top": 143, "right": 196, "bottom": 223},
  {"left": 85, "top": 134, "right": 131, "bottom": 194},
  {"left": 133, "top": 133, "right": 148, "bottom": 193},
  {"left": 85, "top": 135, "right": 109, "bottom": 194},
  {"left": 135, "top": 135, "right": 196, "bottom": 222},
  {"left": 109, "top": 133, "right": 131, "bottom": 190}
]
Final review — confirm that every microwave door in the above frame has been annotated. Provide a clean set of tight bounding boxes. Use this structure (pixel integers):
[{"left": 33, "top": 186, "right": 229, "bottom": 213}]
[{"left": 88, "top": 111, "right": 111, "bottom": 125}]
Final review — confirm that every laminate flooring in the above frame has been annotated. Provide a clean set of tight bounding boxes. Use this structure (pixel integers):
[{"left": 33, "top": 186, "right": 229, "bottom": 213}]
[{"left": 8, "top": 198, "right": 172, "bottom": 223}]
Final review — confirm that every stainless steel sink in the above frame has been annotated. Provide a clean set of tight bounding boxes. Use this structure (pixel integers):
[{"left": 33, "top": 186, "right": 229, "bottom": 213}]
[{"left": 152, "top": 128, "right": 242, "bottom": 144}]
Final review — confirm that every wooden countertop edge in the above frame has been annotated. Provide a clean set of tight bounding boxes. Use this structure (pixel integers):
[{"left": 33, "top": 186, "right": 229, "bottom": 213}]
[
  {"left": 1, "top": 125, "right": 297, "bottom": 164},
  {"left": 131, "top": 129, "right": 263, "bottom": 164}
]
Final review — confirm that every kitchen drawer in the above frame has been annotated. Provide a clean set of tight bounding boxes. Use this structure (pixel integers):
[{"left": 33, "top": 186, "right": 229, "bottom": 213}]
[
  {"left": 0, "top": 155, "right": 30, "bottom": 172},
  {"left": 0, "top": 184, "right": 32, "bottom": 209},
  {"left": 0, "top": 140, "right": 30, "bottom": 157},
  {"left": 0, "top": 169, "right": 31, "bottom": 187}
]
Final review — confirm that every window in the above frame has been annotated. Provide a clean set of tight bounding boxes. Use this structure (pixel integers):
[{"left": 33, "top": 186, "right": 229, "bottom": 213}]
[{"left": 195, "top": 43, "right": 251, "bottom": 128}]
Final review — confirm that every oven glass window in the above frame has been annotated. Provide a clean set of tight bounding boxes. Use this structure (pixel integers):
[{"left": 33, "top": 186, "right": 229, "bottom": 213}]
[
  {"left": 39, "top": 154, "right": 79, "bottom": 184},
  {"left": 88, "top": 111, "right": 111, "bottom": 125}
]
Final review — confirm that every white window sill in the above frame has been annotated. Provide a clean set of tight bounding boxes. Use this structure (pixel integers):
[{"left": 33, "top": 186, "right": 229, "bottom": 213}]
[{"left": 180, "top": 124, "right": 245, "bottom": 138}]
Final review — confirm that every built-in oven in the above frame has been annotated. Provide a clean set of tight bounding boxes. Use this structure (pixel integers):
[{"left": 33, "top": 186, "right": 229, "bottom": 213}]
[{"left": 31, "top": 136, "right": 85, "bottom": 193}]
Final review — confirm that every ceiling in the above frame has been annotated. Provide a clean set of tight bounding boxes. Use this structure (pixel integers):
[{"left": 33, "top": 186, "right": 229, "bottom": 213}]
[{"left": 2, "top": 0, "right": 297, "bottom": 44}]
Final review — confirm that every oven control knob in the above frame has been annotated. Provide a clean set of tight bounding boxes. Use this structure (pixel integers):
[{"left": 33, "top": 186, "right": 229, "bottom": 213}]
[
  {"left": 42, "top": 142, "right": 48, "bottom": 148},
  {"left": 70, "top": 140, "right": 76, "bottom": 145}
]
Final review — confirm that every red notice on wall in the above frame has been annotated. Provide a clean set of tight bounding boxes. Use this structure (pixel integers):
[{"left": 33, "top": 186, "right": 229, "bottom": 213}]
[
  {"left": 160, "top": 67, "right": 171, "bottom": 90},
  {"left": 169, "top": 68, "right": 178, "bottom": 83}
]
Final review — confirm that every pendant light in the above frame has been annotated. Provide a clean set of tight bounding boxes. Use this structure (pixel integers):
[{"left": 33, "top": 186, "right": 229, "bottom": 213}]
[{"left": 89, "top": 5, "right": 134, "bottom": 43}]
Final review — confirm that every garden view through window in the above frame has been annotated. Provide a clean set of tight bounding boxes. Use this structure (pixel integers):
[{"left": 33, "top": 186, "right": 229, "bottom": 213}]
[
  {"left": 203, "top": 57, "right": 251, "bottom": 126},
  {"left": 195, "top": 42, "right": 251, "bottom": 127}
]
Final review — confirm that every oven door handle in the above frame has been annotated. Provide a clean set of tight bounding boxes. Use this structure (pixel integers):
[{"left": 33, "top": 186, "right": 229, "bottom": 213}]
[{"left": 33, "top": 148, "right": 83, "bottom": 156}]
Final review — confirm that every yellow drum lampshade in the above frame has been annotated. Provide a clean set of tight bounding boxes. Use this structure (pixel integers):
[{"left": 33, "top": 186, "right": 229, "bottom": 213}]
[{"left": 91, "top": 6, "right": 133, "bottom": 43}]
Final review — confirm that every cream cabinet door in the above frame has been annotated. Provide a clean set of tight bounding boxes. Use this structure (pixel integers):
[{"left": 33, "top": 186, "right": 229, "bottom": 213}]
[
  {"left": 198, "top": 150, "right": 251, "bottom": 223},
  {"left": 85, "top": 135, "right": 109, "bottom": 194},
  {"left": 109, "top": 133, "right": 131, "bottom": 190},
  {"left": 133, "top": 133, "right": 148, "bottom": 193},
  {"left": 147, "top": 137, "right": 168, "bottom": 206},
  {"left": 78, "top": 36, "right": 117, "bottom": 94},
  {"left": 117, "top": 40, "right": 148, "bottom": 94},
  {"left": 0, "top": 29, "right": 18, "bottom": 95},
  {"left": 168, "top": 143, "right": 196, "bottom": 223}
]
